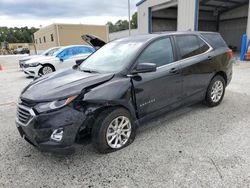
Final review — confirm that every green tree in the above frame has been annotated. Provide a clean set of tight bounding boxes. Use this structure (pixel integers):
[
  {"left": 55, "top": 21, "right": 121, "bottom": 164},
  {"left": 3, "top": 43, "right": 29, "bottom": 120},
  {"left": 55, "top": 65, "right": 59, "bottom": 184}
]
[
  {"left": 106, "top": 12, "right": 138, "bottom": 33},
  {"left": 131, "top": 12, "right": 138, "bottom": 29},
  {"left": 0, "top": 27, "right": 38, "bottom": 43}
]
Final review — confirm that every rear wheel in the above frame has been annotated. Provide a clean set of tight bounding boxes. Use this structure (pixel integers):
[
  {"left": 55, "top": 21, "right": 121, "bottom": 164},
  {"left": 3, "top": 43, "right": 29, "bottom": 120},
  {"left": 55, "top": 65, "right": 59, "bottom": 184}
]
[
  {"left": 205, "top": 75, "right": 225, "bottom": 107},
  {"left": 39, "top": 65, "right": 54, "bottom": 75},
  {"left": 91, "top": 108, "right": 136, "bottom": 153}
]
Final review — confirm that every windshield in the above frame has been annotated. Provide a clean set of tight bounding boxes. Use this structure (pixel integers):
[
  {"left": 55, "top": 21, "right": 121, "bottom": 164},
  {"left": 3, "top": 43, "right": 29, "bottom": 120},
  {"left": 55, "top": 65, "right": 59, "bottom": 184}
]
[
  {"left": 79, "top": 40, "right": 143, "bottom": 73},
  {"left": 42, "top": 47, "right": 60, "bottom": 56}
]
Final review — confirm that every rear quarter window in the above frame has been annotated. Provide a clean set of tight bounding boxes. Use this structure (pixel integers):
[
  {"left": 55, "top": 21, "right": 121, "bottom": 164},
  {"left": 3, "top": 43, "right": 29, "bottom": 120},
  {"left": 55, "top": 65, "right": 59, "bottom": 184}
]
[
  {"left": 201, "top": 33, "right": 227, "bottom": 48},
  {"left": 175, "top": 35, "right": 203, "bottom": 59}
]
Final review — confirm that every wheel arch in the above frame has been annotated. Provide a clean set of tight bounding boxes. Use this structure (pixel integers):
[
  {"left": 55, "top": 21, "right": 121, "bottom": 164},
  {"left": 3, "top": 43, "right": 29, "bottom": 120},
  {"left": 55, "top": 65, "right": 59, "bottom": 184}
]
[{"left": 213, "top": 71, "right": 227, "bottom": 85}]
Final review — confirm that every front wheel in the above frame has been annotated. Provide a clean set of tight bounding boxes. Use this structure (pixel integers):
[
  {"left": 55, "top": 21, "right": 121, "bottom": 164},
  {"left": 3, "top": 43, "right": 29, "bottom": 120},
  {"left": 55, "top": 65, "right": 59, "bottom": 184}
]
[
  {"left": 39, "top": 65, "right": 54, "bottom": 75},
  {"left": 205, "top": 75, "right": 226, "bottom": 107},
  {"left": 91, "top": 108, "right": 136, "bottom": 153}
]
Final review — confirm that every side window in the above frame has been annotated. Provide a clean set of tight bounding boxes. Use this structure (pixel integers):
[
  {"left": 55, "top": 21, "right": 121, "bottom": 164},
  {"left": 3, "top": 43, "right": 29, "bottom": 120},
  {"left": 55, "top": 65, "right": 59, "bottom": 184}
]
[
  {"left": 176, "top": 35, "right": 201, "bottom": 59},
  {"left": 201, "top": 33, "right": 227, "bottom": 48},
  {"left": 59, "top": 48, "right": 74, "bottom": 60},
  {"left": 78, "top": 47, "right": 94, "bottom": 54},
  {"left": 137, "top": 37, "right": 174, "bottom": 67},
  {"left": 198, "top": 37, "right": 210, "bottom": 54}
]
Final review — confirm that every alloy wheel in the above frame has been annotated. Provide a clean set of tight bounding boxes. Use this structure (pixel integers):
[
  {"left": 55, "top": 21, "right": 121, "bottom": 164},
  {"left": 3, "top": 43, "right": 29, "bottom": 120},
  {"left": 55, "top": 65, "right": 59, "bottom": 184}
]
[
  {"left": 211, "top": 80, "right": 224, "bottom": 103},
  {"left": 106, "top": 116, "right": 132, "bottom": 149},
  {"left": 42, "top": 66, "right": 53, "bottom": 75}
]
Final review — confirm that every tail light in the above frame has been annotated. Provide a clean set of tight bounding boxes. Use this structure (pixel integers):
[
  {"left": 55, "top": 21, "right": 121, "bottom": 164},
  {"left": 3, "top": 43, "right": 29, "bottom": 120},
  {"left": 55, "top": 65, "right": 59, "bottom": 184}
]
[{"left": 228, "top": 49, "right": 233, "bottom": 58}]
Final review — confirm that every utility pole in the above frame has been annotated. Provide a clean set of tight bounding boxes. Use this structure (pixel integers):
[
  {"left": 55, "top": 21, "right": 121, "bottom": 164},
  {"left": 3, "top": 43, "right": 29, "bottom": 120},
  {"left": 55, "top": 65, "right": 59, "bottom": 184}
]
[{"left": 128, "top": 0, "right": 131, "bottom": 36}]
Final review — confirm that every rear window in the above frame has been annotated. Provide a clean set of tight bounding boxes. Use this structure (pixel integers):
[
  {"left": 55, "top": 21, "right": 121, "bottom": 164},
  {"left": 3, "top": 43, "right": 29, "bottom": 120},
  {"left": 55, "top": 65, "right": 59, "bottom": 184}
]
[{"left": 201, "top": 33, "right": 227, "bottom": 48}]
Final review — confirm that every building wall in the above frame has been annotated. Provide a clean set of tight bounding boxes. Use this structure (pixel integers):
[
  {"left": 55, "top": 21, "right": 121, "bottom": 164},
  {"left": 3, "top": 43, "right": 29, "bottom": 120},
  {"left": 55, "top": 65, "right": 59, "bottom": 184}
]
[
  {"left": 58, "top": 24, "right": 108, "bottom": 46},
  {"left": 34, "top": 24, "right": 108, "bottom": 51},
  {"left": 138, "top": 0, "right": 175, "bottom": 34},
  {"left": 219, "top": 4, "right": 248, "bottom": 50},
  {"left": 138, "top": 0, "right": 198, "bottom": 33},
  {"left": 177, "top": 0, "right": 197, "bottom": 31},
  {"left": 198, "top": 11, "right": 217, "bottom": 31},
  {"left": 34, "top": 24, "right": 58, "bottom": 51}
]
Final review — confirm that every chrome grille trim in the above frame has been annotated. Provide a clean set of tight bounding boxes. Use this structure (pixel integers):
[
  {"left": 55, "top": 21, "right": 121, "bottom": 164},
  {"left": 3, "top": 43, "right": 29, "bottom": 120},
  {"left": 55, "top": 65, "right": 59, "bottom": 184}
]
[{"left": 16, "top": 104, "right": 36, "bottom": 126}]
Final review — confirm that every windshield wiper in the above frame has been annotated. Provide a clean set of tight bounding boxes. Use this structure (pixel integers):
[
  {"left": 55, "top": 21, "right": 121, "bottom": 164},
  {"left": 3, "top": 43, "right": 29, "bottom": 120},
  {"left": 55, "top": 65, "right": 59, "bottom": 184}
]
[{"left": 81, "top": 69, "right": 99, "bottom": 73}]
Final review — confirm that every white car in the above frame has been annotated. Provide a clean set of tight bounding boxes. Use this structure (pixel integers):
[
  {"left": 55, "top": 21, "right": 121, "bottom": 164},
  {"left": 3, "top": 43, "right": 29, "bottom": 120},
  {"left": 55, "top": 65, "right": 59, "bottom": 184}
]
[
  {"left": 19, "top": 47, "right": 61, "bottom": 68},
  {"left": 22, "top": 45, "right": 95, "bottom": 77}
]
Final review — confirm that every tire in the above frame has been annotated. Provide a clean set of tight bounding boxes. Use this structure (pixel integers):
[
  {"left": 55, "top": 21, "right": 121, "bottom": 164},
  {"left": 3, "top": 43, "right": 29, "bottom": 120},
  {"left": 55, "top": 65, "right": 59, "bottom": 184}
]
[
  {"left": 39, "top": 65, "right": 54, "bottom": 75},
  {"left": 91, "top": 108, "right": 136, "bottom": 153},
  {"left": 205, "top": 75, "right": 226, "bottom": 107}
]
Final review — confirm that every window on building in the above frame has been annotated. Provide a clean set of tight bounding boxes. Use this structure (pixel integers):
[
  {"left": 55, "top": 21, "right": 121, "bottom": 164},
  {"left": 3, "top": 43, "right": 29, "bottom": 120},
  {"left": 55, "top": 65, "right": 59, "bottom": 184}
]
[
  {"left": 175, "top": 35, "right": 202, "bottom": 59},
  {"left": 39, "top": 38, "right": 42, "bottom": 44},
  {"left": 43, "top": 36, "right": 46, "bottom": 43},
  {"left": 137, "top": 37, "right": 174, "bottom": 67},
  {"left": 51, "top": 34, "right": 54, "bottom": 42}
]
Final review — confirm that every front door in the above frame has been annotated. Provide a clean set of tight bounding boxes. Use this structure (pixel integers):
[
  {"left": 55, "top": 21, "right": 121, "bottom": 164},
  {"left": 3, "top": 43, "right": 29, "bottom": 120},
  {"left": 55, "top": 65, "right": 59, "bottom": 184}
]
[{"left": 131, "top": 37, "right": 183, "bottom": 118}]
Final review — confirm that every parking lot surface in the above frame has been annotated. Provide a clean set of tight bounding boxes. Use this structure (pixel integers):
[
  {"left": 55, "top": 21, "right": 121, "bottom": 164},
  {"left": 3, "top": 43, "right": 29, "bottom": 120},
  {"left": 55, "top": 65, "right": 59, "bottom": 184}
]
[{"left": 1, "top": 60, "right": 250, "bottom": 188}]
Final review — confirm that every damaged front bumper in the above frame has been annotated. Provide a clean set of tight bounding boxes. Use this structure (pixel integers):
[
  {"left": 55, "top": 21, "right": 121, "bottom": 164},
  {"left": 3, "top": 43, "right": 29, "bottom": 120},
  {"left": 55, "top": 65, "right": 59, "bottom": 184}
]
[{"left": 16, "top": 104, "right": 86, "bottom": 154}]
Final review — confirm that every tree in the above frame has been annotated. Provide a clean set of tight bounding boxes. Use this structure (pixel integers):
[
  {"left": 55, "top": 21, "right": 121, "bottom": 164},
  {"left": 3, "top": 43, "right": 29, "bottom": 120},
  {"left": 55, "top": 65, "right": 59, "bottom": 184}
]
[
  {"left": 106, "top": 12, "right": 138, "bottom": 33},
  {"left": 131, "top": 12, "right": 138, "bottom": 29},
  {"left": 0, "top": 27, "right": 39, "bottom": 43}
]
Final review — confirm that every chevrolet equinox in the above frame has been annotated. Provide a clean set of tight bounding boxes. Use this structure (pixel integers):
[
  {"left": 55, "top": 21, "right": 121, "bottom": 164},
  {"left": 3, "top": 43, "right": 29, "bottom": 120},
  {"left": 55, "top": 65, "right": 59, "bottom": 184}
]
[{"left": 16, "top": 32, "right": 233, "bottom": 154}]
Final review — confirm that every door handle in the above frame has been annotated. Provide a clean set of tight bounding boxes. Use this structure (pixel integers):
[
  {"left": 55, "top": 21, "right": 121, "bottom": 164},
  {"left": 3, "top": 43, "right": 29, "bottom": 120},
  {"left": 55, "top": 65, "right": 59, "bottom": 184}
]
[
  {"left": 207, "top": 56, "right": 213, "bottom": 60},
  {"left": 169, "top": 68, "right": 179, "bottom": 74}
]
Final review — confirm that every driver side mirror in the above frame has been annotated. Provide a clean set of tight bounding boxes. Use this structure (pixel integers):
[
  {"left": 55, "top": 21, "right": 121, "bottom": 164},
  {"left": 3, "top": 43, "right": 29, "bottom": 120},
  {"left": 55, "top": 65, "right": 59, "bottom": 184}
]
[{"left": 131, "top": 63, "right": 157, "bottom": 74}]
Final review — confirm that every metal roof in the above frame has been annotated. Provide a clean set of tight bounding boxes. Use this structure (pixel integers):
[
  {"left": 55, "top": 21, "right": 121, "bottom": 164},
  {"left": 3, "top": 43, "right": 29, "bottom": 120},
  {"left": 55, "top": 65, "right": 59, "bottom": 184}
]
[
  {"left": 136, "top": 0, "right": 248, "bottom": 12},
  {"left": 199, "top": 0, "right": 249, "bottom": 13},
  {"left": 136, "top": 0, "right": 146, "bottom": 7}
]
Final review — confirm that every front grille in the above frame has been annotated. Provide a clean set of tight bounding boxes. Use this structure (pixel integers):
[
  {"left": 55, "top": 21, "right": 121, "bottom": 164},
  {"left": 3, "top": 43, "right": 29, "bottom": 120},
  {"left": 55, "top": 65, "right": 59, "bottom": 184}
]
[{"left": 17, "top": 105, "right": 32, "bottom": 125}]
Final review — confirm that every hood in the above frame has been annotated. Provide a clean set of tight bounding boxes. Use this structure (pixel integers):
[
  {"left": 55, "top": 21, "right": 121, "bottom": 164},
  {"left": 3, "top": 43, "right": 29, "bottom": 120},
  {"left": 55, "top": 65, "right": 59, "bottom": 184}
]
[
  {"left": 20, "top": 55, "right": 41, "bottom": 61},
  {"left": 81, "top": 34, "right": 106, "bottom": 49},
  {"left": 21, "top": 68, "right": 114, "bottom": 102},
  {"left": 25, "top": 56, "right": 56, "bottom": 64}
]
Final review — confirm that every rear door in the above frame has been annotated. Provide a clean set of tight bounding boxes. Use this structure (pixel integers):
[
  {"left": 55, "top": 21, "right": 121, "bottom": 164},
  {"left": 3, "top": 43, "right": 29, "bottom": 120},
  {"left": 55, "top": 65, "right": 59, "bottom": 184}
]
[
  {"left": 132, "top": 37, "right": 183, "bottom": 118},
  {"left": 174, "top": 34, "right": 213, "bottom": 104}
]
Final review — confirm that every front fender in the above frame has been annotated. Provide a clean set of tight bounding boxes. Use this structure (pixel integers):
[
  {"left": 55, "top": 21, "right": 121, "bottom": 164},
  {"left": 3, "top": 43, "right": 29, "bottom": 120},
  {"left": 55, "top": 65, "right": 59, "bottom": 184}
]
[{"left": 77, "top": 77, "right": 137, "bottom": 130}]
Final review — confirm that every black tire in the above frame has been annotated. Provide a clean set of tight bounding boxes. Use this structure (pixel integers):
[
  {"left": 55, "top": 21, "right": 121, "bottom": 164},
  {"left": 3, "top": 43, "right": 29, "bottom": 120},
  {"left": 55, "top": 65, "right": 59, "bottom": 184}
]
[
  {"left": 205, "top": 75, "right": 226, "bottom": 107},
  {"left": 39, "top": 65, "right": 55, "bottom": 75},
  {"left": 91, "top": 108, "right": 136, "bottom": 153}
]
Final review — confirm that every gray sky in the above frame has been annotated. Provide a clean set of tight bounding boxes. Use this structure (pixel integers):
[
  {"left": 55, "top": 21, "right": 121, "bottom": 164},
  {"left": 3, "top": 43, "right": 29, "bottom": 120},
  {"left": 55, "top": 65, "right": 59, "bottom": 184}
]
[{"left": 0, "top": 0, "right": 138, "bottom": 27}]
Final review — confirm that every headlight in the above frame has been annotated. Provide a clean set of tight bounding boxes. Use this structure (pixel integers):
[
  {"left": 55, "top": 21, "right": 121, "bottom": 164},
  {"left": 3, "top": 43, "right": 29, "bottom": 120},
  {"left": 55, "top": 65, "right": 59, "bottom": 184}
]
[
  {"left": 34, "top": 96, "right": 77, "bottom": 113},
  {"left": 28, "top": 62, "right": 40, "bottom": 67}
]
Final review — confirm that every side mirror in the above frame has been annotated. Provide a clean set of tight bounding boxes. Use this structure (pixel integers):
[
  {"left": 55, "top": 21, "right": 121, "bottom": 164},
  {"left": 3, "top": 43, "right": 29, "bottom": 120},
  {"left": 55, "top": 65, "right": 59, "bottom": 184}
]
[
  {"left": 73, "top": 59, "right": 85, "bottom": 69},
  {"left": 59, "top": 57, "right": 64, "bottom": 62},
  {"left": 132, "top": 63, "right": 157, "bottom": 74},
  {"left": 76, "top": 59, "right": 85, "bottom": 66}
]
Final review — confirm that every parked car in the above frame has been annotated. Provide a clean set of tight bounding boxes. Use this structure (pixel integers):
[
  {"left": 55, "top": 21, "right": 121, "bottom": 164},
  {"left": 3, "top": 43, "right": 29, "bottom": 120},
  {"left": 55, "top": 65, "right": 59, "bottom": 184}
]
[
  {"left": 19, "top": 47, "right": 61, "bottom": 68},
  {"left": 16, "top": 32, "right": 233, "bottom": 154},
  {"left": 22, "top": 45, "right": 95, "bottom": 77},
  {"left": 14, "top": 47, "right": 30, "bottom": 54}
]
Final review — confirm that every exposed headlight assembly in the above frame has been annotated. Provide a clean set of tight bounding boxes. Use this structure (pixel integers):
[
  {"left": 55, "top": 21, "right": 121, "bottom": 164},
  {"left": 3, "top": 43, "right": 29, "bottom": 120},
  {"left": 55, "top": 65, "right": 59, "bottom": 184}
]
[{"left": 35, "top": 96, "right": 77, "bottom": 113}]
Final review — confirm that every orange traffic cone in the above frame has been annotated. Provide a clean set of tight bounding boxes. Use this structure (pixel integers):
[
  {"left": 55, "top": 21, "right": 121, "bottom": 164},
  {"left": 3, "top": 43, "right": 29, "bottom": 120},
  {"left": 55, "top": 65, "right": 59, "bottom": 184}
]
[{"left": 0, "top": 64, "right": 3, "bottom": 71}]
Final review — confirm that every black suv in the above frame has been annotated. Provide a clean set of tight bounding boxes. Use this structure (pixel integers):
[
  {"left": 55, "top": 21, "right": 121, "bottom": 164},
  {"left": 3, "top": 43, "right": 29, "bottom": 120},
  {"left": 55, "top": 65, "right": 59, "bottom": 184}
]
[{"left": 16, "top": 32, "right": 233, "bottom": 154}]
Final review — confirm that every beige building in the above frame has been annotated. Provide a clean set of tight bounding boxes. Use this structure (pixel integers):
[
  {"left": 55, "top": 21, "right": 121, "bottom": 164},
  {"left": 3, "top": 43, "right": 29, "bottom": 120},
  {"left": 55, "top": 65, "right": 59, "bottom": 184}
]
[{"left": 34, "top": 23, "right": 109, "bottom": 51}]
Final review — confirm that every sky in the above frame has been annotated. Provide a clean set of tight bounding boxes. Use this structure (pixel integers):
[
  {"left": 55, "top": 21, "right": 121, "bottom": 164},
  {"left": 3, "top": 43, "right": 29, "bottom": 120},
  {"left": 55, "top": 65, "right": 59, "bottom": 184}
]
[{"left": 0, "top": 0, "right": 138, "bottom": 28}]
